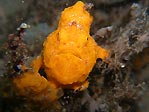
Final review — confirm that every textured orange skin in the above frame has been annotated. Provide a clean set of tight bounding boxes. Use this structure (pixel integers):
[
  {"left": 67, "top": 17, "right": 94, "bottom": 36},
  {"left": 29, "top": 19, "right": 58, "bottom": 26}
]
[
  {"left": 13, "top": 1, "right": 109, "bottom": 101},
  {"left": 41, "top": 1, "right": 109, "bottom": 90}
]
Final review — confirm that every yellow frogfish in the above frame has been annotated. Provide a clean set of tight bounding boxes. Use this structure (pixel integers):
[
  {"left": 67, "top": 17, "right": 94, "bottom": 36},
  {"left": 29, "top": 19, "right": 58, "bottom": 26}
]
[{"left": 13, "top": 1, "right": 109, "bottom": 101}]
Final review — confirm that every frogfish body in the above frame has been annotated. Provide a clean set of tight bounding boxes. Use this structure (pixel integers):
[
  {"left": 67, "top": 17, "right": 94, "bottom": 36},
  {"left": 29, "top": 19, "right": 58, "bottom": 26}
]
[{"left": 13, "top": 1, "right": 109, "bottom": 101}]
